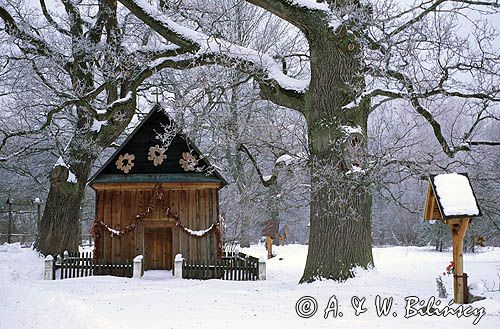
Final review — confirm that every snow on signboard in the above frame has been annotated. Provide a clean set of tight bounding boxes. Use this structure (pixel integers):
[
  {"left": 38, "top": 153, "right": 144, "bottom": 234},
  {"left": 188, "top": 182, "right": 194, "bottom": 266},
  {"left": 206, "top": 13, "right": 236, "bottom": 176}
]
[{"left": 433, "top": 173, "right": 480, "bottom": 217}]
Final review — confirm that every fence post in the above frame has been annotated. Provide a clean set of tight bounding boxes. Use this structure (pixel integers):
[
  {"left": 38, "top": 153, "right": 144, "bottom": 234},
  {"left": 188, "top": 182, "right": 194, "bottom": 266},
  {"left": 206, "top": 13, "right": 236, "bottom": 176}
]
[
  {"left": 133, "top": 255, "right": 143, "bottom": 279},
  {"left": 258, "top": 257, "right": 266, "bottom": 280},
  {"left": 6, "top": 198, "right": 12, "bottom": 244},
  {"left": 174, "top": 254, "right": 184, "bottom": 279},
  {"left": 34, "top": 198, "right": 41, "bottom": 236},
  {"left": 44, "top": 255, "right": 54, "bottom": 280}
]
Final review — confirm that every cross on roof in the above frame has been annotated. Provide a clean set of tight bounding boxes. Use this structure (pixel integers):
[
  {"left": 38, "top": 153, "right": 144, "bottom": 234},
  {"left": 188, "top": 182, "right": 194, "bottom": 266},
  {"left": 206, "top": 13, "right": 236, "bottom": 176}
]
[{"left": 151, "top": 87, "right": 162, "bottom": 103}]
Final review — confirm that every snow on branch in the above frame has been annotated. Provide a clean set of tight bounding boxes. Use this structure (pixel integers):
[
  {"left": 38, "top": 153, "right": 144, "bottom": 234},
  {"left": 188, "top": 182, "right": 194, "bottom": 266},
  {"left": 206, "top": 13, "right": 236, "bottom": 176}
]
[
  {"left": 119, "top": 0, "right": 310, "bottom": 93},
  {"left": 340, "top": 125, "right": 363, "bottom": 135},
  {"left": 342, "top": 88, "right": 405, "bottom": 111},
  {"left": 286, "top": 0, "right": 330, "bottom": 12},
  {"left": 54, "top": 157, "right": 78, "bottom": 184},
  {"left": 94, "top": 91, "right": 135, "bottom": 121}
]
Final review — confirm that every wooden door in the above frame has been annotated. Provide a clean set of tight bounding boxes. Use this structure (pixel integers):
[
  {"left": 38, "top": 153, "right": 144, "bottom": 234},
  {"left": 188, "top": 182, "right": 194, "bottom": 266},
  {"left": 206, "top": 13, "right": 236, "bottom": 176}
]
[{"left": 144, "top": 227, "right": 172, "bottom": 270}]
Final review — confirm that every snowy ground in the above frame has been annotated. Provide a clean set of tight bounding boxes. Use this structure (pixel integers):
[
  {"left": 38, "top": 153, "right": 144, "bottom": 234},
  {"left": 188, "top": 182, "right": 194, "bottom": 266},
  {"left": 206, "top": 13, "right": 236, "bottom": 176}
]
[{"left": 1, "top": 243, "right": 499, "bottom": 329}]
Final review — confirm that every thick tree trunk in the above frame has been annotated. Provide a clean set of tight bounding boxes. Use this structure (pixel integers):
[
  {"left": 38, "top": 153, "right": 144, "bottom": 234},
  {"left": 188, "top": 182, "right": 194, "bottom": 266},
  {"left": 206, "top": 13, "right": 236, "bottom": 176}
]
[
  {"left": 35, "top": 128, "right": 98, "bottom": 255},
  {"left": 300, "top": 23, "right": 374, "bottom": 282},
  {"left": 35, "top": 165, "right": 85, "bottom": 255},
  {"left": 301, "top": 170, "right": 373, "bottom": 281}
]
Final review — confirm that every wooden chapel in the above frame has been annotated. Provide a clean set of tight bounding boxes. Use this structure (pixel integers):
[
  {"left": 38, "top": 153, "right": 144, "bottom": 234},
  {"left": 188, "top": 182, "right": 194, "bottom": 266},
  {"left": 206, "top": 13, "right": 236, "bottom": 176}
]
[{"left": 88, "top": 105, "right": 226, "bottom": 271}]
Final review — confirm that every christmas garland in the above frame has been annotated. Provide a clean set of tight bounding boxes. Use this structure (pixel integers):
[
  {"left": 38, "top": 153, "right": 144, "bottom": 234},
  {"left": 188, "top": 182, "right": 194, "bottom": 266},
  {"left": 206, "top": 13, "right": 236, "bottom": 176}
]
[{"left": 92, "top": 185, "right": 222, "bottom": 259}]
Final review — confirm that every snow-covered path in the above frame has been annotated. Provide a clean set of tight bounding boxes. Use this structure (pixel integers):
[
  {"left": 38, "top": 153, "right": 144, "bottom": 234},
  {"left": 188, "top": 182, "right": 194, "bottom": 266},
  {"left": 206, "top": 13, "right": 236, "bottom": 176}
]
[{"left": 1, "top": 243, "right": 499, "bottom": 329}]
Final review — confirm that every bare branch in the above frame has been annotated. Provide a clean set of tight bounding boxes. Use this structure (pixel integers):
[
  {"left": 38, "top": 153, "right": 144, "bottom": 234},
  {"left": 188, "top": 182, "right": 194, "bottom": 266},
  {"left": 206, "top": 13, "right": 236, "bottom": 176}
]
[
  {"left": 39, "top": 0, "right": 71, "bottom": 36},
  {"left": 238, "top": 143, "right": 277, "bottom": 187},
  {"left": 467, "top": 140, "right": 500, "bottom": 146},
  {"left": 244, "top": 0, "right": 326, "bottom": 32},
  {"left": 448, "top": 0, "right": 500, "bottom": 8},
  {"left": 385, "top": 0, "right": 447, "bottom": 40},
  {"left": 0, "top": 99, "right": 77, "bottom": 152},
  {"left": 0, "top": 5, "right": 66, "bottom": 64},
  {"left": 118, "top": 0, "right": 200, "bottom": 51},
  {"left": 61, "top": 0, "right": 84, "bottom": 38},
  {"left": 119, "top": 0, "right": 308, "bottom": 112},
  {"left": 0, "top": 140, "right": 43, "bottom": 162}
]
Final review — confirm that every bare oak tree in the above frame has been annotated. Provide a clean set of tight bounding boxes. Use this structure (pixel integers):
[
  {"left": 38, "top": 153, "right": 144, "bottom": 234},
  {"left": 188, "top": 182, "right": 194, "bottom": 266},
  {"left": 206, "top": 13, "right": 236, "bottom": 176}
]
[
  {"left": 117, "top": 0, "right": 499, "bottom": 282},
  {"left": 0, "top": 0, "right": 195, "bottom": 255},
  {"left": 1, "top": 0, "right": 498, "bottom": 282}
]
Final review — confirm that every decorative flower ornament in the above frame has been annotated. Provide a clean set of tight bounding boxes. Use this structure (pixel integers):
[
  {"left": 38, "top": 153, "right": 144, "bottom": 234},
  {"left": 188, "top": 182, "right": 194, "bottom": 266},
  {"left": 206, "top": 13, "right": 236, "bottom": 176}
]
[
  {"left": 179, "top": 152, "right": 198, "bottom": 171},
  {"left": 115, "top": 153, "right": 135, "bottom": 173},
  {"left": 443, "top": 261, "right": 454, "bottom": 276},
  {"left": 148, "top": 145, "right": 167, "bottom": 166}
]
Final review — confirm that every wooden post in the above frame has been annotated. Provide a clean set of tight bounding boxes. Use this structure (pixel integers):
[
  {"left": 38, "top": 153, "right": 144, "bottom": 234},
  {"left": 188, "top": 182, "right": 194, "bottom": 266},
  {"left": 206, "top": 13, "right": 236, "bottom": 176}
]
[
  {"left": 37, "top": 204, "right": 41, "bottom": 234},
  {"left": 34, "top": 198, "right": 42, "bottom": 236},
  {"left": 448, "top": 218, "right": 470, "bottom": 304},
  {"left": 7, "top": 198, "right": 12, "bottom": 244},
  {"left": 266, "top": 236, "right": 273, "bottom": 259}
]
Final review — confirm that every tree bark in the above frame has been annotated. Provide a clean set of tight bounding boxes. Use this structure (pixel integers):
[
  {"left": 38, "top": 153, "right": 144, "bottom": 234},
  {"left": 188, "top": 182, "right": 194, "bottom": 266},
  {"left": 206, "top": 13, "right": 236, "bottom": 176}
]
[
  {"left": 300, "top": 20, "right": 374, "bottom": 282},
  {"left": 35, "top": 161, "right": 88, "bottom": 255},
  {"left": 34, "top": 134, "right": 96, "bottom": 255}
]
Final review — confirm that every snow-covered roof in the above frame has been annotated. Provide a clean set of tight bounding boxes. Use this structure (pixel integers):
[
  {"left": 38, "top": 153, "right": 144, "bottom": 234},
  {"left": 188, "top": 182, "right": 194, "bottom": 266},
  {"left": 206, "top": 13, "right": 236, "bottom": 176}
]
[{"left": 426, "top": 173, "right": 481, "bottom": 220}]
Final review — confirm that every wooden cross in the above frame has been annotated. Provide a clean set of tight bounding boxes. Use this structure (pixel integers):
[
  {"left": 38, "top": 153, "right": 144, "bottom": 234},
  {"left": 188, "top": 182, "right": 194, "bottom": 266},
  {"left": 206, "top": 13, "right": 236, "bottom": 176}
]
[{"left": 151, "top": 87, "right": 162, "bottom": 103}]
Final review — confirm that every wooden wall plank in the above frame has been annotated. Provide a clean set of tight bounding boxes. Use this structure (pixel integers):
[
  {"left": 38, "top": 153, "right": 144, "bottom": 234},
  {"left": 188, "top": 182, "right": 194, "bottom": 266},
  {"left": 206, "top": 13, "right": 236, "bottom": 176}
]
[
  {"left": 123, "top": 190, "right": 132, "bottom": 260},
  {"left": 96, "top": 191, "right": 105, "bottom": 260},
  {"left": 103, "top": 190, "right": 112, "bottom": 261},
  {"left": 114, "top": 190, "right": 122, "bottom": 261},
  {"left": 209, "top": 189, "right": 215, "bottom": 264},
  {"left": 173, "top": 189, "right": 181, "bottom": 261},
  {"left": 212, "top": 189, "right": 219, "bottom": 262},
  {"left": 179, "top": 190, "right": 188, "bottom": 260},
  {"left": 132, "top": 189, "right": 139, "bottom": 258},
  {"left": 187, "top": 190, "right": 194, "bottom": 261},
  {"left": 194, "top": 189, "right": 200, "bottom": 262},
  {"left": 200, "top": 189, "right": 208, "bottom": 263},
  {"left": 196, "top": 189, "right": 202, "bottom": 262},
  {"left": 205, "top": 189, "right": 212, "bottom": 264}
]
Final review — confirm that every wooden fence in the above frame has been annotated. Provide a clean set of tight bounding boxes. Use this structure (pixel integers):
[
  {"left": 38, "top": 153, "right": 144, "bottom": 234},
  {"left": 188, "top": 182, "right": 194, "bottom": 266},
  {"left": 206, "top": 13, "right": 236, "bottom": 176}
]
[
  {"left": 55, "top": 252, "right": 133, "bottom": 279},
  {"left": 182, "top": 252, "right": 259, "bottom": 281},
  {"left": 0, "top": 198, "right": 42, "bottom": 245}
]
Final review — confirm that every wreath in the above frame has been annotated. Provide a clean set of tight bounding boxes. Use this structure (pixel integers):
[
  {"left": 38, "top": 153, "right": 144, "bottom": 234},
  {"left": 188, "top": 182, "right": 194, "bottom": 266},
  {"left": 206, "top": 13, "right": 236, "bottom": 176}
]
[
  {"left": 115, "top": 153, "right": 135, "bottom": 174},
  {"left": 148, "top": 145, "right": 167, "bottom": 166}
]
